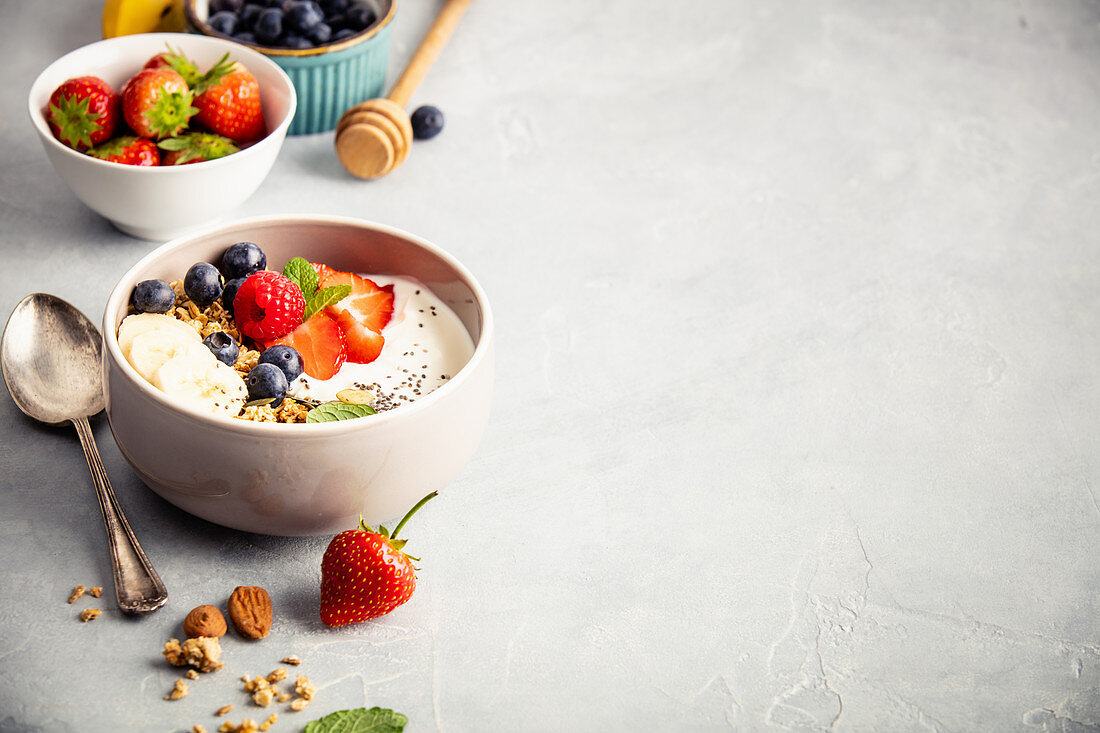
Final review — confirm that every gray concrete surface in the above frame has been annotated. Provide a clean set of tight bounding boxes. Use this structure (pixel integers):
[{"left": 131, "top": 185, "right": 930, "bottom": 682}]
[{"left": 2, "top": 0, "right": 1100, "bottom": 730}]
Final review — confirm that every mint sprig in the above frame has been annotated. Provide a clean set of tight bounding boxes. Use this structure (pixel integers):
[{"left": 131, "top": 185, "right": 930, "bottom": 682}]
[
  {"left": 304, "top": 284, "right": 352, "bottom": 320},
  {"left": 283, "top": 257, "right": 318, "bottom": 300},
  {"left": 306, "top": 401, "right": 378, "bottom": 423},
  {"left": 283, "top": 258, "right": 351, "bottom": 320},
  {"left": 303, "top": 707, "right": 407, "bottom": 733}
]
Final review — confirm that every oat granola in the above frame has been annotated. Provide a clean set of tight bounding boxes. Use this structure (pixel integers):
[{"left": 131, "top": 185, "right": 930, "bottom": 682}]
[
  {"left": 148, "top": 281, "right": 308, "bottom": 424},
  {"left": 163, "top": 636, "right": 224, "bottom": 672},
  {"left": 79, "top": 608, "right": 101, "bottom": 622},
  {"left": 165, "top": 679, "right": 189, "bottom": 700},
  {"left": 68, "top": 585, "right": 86, "bottom": 604}
]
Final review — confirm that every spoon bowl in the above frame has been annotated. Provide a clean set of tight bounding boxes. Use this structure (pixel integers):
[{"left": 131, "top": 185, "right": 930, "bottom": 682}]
[
  {"left": 2, "top": 294, "right": 103, "bottom": 425},
  {"left": 1, "top": 293, "right": 167, "bottom": 615}
]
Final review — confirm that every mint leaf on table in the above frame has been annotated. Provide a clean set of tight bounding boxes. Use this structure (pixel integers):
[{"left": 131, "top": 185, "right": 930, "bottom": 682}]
[
  {"left": 303, "top": 707, "right": 407, "bottom": 733},
  {"left": 306, "top": 401, "right": 378, "bottom": 423},
  {"left": 303, "top": 284, "right": 352, "bottom": 321},
  {"left": 283, "top": 257, "right": 319, "bottom": 300}
]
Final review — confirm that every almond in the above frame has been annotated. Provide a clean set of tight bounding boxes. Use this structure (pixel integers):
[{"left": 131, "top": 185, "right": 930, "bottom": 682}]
[
  {"left": 183, "top": 604, "right": 227, "bottom": 639},
  {"left": 227, "top": 586, "right": 273, "bottom": 639}
]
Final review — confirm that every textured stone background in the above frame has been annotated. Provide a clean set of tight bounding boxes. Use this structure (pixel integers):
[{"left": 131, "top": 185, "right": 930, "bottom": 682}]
[{"left": 2, "top": 0, "right": 1100, "bottom": 730}]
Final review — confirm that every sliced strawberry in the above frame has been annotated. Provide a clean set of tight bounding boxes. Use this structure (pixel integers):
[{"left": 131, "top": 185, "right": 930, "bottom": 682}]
[
  {"left": 317, "top": 269, "right": 395, "bottom": 333},
  {"left": 266, "top": 312, "right": 347, "bottom": 380},
  {"left": 311, "top": 262, "right": 338, "bottom": 283},
  {"left": 334, "top": 309, "right": 385, "bottom": 364}
]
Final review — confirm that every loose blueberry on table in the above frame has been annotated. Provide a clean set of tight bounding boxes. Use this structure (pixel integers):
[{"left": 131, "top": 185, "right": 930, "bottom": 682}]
[{"left": 410, "top": 105, "right": 444, "bottom": 140}]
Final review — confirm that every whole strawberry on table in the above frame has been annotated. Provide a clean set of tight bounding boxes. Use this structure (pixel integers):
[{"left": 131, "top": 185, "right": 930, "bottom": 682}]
[
  {"left": 44, "top": 46, "right": 266, "bottom": 167},
  {"left": 320, "top": 492, "right": 437, "bottom": 627}
]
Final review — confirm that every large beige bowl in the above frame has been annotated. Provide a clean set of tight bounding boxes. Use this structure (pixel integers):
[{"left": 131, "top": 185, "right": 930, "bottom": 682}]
[
  {"left": 28, "top": 33, "right": 296, "bottom": 241},
  {"left": 102, "top": 216, "right": 493, "bottom": 535}
]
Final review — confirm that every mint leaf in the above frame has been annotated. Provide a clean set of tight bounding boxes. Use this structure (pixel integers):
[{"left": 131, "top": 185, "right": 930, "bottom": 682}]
[
  {"left": 303, "top": 284, "right": 352, "bottom": 321},
  {"left": 283, "top": 257, "right": 319, "bottom": 300},
  {"left": 303, "top": 707, "right": 407, "bottom": 733},
  {"left": 306, "top": 401, "right": 378, "bottom": 423}
]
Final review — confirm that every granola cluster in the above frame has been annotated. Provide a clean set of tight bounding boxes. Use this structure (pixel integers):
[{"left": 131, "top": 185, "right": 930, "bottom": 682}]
[{"left": 153, "top": 281, "right": 309, "bottom": 424}]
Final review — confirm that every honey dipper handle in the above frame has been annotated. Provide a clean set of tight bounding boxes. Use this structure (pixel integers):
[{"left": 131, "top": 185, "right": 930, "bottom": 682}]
[{"left": 387, "top": 0, "right": 474, "bottom": 108}]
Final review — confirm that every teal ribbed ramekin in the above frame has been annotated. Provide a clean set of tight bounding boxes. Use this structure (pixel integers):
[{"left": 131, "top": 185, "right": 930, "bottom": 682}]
[{"left": 186, "top": 0, "right": 394, "bottom": 136}]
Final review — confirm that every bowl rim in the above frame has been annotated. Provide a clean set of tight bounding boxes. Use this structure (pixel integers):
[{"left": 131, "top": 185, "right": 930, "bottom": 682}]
[
  {"left": 102, "top": 214, "right": 494, "bottom": 436},
  {"left": 27, "top": 32, "right": 297, "bottom": 174},
  {"left": 185, "top": 0, "right": 395, "bottom": 58}
]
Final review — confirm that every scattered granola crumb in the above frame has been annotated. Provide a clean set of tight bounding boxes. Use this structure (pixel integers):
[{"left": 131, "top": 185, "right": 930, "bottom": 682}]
[
  {"left": 88, "top": 586, "right": 103, "bottom": 598},
  {"left": 68, "top": 585, "right": 86, "bottom": 604},
  {"left": 252, "top": 687, "right": 275, "bottom": 707},
  {"left": 259, "top": 713, "right": 278, "bottom": 732},
  {"left": 163, "top": 636, "right": 224, "bottom": 672},
  {"left": 164, "top": 679, "right": 189, "bottom": 700},
  {"left": 185, "top": 669, "right": 200, "bottom": 680},
  {"left": 294, "top": 675, "right": 315, "bottom": 701},
  {"left": 276, "top": 692, "right": 291, "bottom": 703},
  {"left": 218, "top": 721, "right": 261, "bottom": 733},
  {"left": 266, "top": 668, "right": 288, "bottom": 683},
  {"left": 216, "top": 704, "right": 234, "bottom": 716},
  {"left": 243, "top": 676, "right": 269, "bottom": 693},
  {"left": 79, "top": 608, "right": 101, "bottom": 622},
  {"left": 193, "top": 725, "right": 207, "bottom": 733},
  {"left": 289, "top": 698, "right": 309, "bottom": 712},
  {"left": 280, "top": 655, "right": 301, "bottom": 666}
]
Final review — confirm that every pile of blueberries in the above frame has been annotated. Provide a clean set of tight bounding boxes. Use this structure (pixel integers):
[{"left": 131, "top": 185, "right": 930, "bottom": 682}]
[
  {"left": 131, "top": 241, "right": 302, "bottom": 408},
  {"left": 206, "top": 0, "right": 379, "bottom": 49}
]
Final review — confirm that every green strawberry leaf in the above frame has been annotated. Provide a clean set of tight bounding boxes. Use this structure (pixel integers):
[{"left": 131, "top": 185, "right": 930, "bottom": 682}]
[
  {"left": 283, "top": 257, "right": 319, "bottom": 300},
  {"left": 303, "top": 284, "right": 352, "bottom": 321},
  {"left": 303, "top": 707, "right": 407, "bottom": 733},
  {"left": 306, "top": 401, "right": 378, "bottom": 423}
]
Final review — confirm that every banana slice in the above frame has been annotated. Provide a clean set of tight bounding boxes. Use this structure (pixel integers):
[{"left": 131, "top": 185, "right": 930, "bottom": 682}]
[
  {"left": 127, "top": 329, "right": 212, "bottom": 383},
  {"left": 102, "top": 0, "right": 186, "bottom": 38},
  {"left": 154, "top": 355, "right": 248, "bottom": 417},
  {"left": 117, "top": 313, "right": 200, "bottom": 360}
]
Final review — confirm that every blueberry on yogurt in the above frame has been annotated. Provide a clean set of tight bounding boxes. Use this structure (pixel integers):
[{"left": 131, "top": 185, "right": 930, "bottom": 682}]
[
  {"left": 184, "top": 262, "right": 223, "bottom": 306},
  {"left": 259, "top": 344, "right": 304, "bottom": 383},
  {"left": 131, "top": 279, "right": 176, "bottom": 313},
  {"left": 246, "top": 362, "right": 289, "bottom": 408},
  {"left": 203, "top": 331, "right": 240, "bottom": 366},
  {"left": 221, "top": 277, "right": 247, "bottom": 316},
  {"left": 220, "top": 241, "right": 267, "bottom": 280}
]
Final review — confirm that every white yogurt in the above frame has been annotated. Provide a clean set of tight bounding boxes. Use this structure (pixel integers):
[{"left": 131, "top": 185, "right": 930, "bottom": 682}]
[{"left": 288, "top": 274, "right": 475, "bottom": 409}]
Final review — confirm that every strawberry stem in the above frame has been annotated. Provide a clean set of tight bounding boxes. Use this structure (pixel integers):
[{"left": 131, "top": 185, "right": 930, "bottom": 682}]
[{"left": 390, "top": 492, "right": 438, "bottom": 540}]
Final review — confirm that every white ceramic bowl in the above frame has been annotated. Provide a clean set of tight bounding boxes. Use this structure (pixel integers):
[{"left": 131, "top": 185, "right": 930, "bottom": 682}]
[
  {"left": 28, "top": 33, "right": 296, "bottom": 241},
  {"left": 102, "top": 215, "right": 494, "bottom": 535}
]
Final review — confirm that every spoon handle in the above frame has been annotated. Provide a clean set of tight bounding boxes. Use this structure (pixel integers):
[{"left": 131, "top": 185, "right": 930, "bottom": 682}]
[{"left": 72, "top": 417, "right": 168, "bottom": 615}]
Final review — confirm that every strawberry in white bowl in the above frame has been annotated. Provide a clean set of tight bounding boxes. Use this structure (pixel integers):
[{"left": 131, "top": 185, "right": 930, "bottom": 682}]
[{"left": 28, "top": 32, "right": 296, "bottom": 240}]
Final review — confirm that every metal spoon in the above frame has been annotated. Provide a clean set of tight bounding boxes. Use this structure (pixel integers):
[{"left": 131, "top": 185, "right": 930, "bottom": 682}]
[{"left": 1, "top": 293, "right": 167, "bottom": 614}]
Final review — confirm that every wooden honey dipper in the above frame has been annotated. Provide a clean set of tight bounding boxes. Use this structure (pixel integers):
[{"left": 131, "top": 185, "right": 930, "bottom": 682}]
[{"left": 335, "top": 0, "right": 473, "bottom": 179}]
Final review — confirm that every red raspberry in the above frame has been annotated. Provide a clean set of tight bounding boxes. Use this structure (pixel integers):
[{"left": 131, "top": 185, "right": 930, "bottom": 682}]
[{"left": 233, "top": 271, "right": 305, "bottom": 342}]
